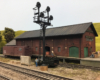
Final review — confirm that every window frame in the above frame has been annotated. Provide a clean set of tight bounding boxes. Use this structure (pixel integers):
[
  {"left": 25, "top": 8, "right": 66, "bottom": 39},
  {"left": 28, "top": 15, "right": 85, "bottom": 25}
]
[{"left": 35, "top": 47, "right": 38, "bottom": 51}]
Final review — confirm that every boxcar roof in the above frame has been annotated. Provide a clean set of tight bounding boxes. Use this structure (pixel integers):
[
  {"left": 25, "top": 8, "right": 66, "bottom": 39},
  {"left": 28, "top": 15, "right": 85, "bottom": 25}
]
[{"left": 15, "top": 22, "right": 98, "bottom": 39}]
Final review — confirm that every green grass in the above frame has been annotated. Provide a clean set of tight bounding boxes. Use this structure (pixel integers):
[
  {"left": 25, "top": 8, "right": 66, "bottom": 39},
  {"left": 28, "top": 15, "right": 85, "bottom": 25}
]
[
  {"left": 93, "top": 23, "right": 100, "bottom": 51},
  {"left": 0, "top": 57, "right": 11, "bottom": 62},
  {"left": 15, "top": 30, "right": 26, "bottom": 38}
]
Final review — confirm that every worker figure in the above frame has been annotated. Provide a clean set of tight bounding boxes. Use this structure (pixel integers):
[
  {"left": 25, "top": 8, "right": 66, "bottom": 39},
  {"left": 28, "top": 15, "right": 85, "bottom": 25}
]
[
  {"left": 35, "top": 58, "right": 38, "bottom": 67},
  {"left": 90, "top": 54, "right": 94, "bottom": 58},
  {"left": 51, "top": 51, "right": 55, "bottom": 56}
]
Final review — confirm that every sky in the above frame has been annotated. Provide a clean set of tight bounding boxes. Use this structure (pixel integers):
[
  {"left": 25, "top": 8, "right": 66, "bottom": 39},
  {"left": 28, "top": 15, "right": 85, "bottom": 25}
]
[{"left": 0, "top": 0, "right": 100, "bottom": 31}]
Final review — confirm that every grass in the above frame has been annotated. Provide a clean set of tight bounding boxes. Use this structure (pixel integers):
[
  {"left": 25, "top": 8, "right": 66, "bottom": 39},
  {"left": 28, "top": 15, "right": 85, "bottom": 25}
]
[
  {"left": 93, "top": 23, "right": 100, "bottom": 51},
  {"left": 0, "top": 57, "right": 11, "bottom": 62},
  {"left": 15, "top": 30, "right": 26, "bottom": 37},
  {"left": 48, "top": 66, "right": 100, "bottom": 80}
]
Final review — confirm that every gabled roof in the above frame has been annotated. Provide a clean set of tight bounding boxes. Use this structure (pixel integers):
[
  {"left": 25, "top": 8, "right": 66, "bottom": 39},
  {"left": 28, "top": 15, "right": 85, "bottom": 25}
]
[
  {"left": 15, "top": 22, "right": 98, "bottom": 39},
  {"left": 5, "top": 39, "right": 16, "bottom": 46}
]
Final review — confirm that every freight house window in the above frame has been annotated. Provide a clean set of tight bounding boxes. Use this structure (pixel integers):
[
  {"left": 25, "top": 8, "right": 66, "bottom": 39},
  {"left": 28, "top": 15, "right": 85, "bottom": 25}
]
[
  {"left": 58, "top": 47, "right": 61, "bottom": 52},
  {"left": 85, "top": 36, "right": 93, "bottom": 41},
  {"left": 36, "top": 47, "right": 38, "bottom": 51}
]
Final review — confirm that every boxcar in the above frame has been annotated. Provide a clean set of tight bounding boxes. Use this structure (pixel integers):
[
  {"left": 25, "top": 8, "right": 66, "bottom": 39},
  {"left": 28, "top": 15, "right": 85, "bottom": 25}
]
[{"left": 3, "top": 46, "right": 32, "bottom": 56}]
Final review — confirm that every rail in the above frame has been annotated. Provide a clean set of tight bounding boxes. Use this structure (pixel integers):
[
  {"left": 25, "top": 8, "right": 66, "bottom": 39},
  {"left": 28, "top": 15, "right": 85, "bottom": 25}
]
[
  {"left": 0, "top": 62, "right": 73, "bottom": 80},
  {"left": 0, "top": 74, "right": 12, "bottom": 80}
]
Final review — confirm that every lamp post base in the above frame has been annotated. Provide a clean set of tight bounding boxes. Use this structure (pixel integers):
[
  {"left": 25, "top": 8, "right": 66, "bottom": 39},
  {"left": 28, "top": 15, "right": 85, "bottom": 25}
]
[{"left": 42, "top": 63, "right": 47, "bottom": 66}]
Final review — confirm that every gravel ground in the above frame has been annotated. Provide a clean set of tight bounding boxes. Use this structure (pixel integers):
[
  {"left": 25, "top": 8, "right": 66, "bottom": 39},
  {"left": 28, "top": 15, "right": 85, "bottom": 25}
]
[
  {"left": 5, "top": 61, "right": 100, "bottom": 80},
  {"left": 0, "top": 57, "right": 100, "bottom": 80}
]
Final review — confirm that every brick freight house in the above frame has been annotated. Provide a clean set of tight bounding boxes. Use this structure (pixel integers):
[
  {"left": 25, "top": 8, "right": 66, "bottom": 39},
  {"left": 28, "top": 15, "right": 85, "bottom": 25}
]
[{"left": 3, "top": 22, "right": 98, "bottom": 58}]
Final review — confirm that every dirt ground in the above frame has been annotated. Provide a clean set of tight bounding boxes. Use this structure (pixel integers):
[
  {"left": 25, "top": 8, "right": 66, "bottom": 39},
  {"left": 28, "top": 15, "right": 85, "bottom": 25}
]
[{"left": 0, "top": 57, "right": 100, "bottom": 80}]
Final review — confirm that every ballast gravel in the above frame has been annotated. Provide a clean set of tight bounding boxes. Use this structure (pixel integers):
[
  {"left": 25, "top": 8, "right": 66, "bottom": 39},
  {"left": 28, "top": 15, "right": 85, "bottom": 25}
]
[{"left": 0, "top": 66, "right": 39, "bottom": 80}]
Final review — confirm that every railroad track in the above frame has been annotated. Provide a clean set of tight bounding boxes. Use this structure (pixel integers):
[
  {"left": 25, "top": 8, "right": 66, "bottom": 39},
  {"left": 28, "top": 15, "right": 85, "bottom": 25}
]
[
  {"left": 59, "top": 63, "right": 100, "bottom": 70},
  {"left": 0, "top": 62, "right": 73, "bottom": 80},
  {"left": 0, "top": 74, "right": 12, "bottom": 80}
]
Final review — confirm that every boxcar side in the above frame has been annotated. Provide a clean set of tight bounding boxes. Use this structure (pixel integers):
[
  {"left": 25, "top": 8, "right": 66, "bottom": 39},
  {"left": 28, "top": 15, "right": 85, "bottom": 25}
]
[{"left": 3, "top": 46, "right": 32, "bottom": 57}]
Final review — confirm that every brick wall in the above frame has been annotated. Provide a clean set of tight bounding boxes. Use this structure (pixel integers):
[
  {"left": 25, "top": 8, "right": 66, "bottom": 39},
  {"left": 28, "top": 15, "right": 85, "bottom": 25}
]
[
  {"left": 16, "top": 26, "right": 95, "bottom": 58},
  {"left": 16, "top": 36, "right": 81, "bottom": 57},
  {"left": 81, "top": 26, "right": 95, "bottom": 58}
]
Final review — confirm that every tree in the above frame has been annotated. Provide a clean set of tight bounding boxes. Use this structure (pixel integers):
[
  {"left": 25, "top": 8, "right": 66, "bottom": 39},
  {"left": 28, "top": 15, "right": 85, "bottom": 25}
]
[
  {"left": 4, "top": 27, "right": 15, "bottom": 43},
  {"left": 0, "top": 31, "right": 2, "bottom": 54},
  {"left": 0, "top": 31, "right": 2, "bottom": 42}
]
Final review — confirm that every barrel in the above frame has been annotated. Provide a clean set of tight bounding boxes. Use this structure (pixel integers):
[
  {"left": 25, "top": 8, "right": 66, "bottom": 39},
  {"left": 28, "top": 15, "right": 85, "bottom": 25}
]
[{"left": 46, "top": 51, "right": 50, "bottom": 55}]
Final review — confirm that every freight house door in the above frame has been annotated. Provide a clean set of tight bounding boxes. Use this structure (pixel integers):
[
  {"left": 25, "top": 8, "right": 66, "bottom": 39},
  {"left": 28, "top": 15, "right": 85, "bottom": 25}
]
[
  {"left": 45, "top": 46, "right": 50, "bottom": 54},
  {"left": 69, "top": 47, "right": 79, "bottom": 57},
  {"left": 84, "top": 47, "right": 88, "bottom": 57}
]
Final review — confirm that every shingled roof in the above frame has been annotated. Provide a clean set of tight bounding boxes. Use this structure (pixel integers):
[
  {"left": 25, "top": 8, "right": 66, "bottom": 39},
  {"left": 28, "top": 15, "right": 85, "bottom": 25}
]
[{"left": 15, "top": 22, "right": 98, "bottom": 39}]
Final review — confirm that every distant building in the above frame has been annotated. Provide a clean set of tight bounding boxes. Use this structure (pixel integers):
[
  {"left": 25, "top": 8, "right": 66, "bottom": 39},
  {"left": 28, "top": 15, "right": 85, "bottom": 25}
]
[{"left": 5, "top": 39, "right": 16, "bottom": 46}]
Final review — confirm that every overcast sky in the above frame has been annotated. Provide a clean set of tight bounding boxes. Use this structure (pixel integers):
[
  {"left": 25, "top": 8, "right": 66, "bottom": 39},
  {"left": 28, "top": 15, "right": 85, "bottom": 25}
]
[{"left": 0, "top": 0, "right": 100, "bottom": 31}]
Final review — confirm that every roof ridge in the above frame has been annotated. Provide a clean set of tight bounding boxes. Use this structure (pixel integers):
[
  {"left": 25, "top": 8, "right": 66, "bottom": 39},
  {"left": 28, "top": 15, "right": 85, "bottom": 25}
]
[
  {"left": 46, "top": 22, "right": 92, "bottom": 30},
  {"left": 15, "top": 22, "right": 96, "bottom": 39},
  {"left": 26, "top": 22, "right": 92, "bottom": 32}
]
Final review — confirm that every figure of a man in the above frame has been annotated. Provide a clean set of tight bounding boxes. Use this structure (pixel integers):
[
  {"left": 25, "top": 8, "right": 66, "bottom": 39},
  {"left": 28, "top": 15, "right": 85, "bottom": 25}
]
[{"left": 35, "top": 58, "right": 38, "bottom": 67}]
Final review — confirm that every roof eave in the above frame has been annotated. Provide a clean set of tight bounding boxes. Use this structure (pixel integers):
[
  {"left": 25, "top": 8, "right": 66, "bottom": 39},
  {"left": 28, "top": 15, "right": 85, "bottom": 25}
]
[
  {"left": 91, "top": 23, "right": 98, "bottom": 36},
  {"left": 15, "top": 33, "right": 83, "bottom": 40}
]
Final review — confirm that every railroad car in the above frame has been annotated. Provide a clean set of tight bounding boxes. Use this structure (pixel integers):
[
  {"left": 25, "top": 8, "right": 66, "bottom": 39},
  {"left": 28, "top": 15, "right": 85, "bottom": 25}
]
[{"left": 3, "top": 46, "right": 32, "bottom": 56}]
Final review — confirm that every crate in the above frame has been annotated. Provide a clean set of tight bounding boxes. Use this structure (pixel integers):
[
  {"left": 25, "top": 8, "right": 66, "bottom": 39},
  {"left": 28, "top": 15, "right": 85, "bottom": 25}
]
[
  {"left": 20, "top": 56, "right": 31, "bottom": 66},
  {"left": 40, "top": 66, "right": 48, "bottom": 71},
  {"left": 98, "top": 51, "right": 100, "bottom": 58},
  {"left": 94, "top": 54, "right": 98, "bottom": 58}
]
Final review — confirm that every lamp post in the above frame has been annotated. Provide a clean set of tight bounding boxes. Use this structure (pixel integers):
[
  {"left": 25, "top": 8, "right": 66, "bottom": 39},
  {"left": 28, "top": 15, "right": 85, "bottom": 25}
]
[{"left": 33, "top": 2, "right": 53, "bottom": 65}]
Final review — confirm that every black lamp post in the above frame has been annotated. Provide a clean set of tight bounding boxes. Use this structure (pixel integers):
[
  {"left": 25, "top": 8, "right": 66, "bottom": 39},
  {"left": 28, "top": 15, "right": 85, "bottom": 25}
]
[{"left": 33, "top": 2, "right": 53, "bottom": 65}]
